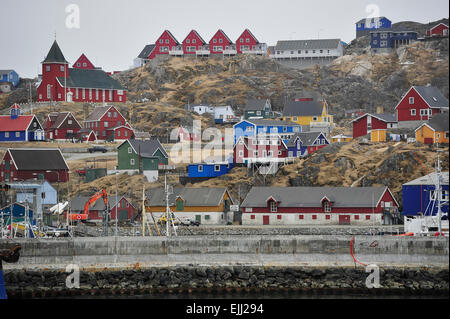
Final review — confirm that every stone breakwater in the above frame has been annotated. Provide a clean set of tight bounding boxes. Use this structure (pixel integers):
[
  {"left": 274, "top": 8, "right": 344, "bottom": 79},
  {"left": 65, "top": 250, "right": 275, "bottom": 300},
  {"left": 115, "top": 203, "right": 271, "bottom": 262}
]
[
  {"left": 74, "top": 225, "right": 405, "bottom": 237},
  {"left": 3, "top": 266, "right": 449, "bottom": 298}
]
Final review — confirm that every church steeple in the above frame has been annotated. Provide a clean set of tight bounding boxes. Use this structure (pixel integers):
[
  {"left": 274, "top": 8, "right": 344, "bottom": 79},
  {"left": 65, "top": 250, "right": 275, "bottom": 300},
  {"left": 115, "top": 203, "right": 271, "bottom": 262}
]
[{"left": 42, "top": 40, "right": 68, "bottom": 64}]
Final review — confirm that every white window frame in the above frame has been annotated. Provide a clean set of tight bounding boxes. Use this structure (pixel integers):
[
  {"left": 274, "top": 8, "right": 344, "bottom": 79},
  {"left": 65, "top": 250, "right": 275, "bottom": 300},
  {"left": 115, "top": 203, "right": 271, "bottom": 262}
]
[
  {"left": 198, "top": 165, "right": 203, "bottom": 172},
  {"left": 130, "top": 158, "right": 135, "bottom": 165},
  {"left": 411, "top": 109, "right": 416, "bottom": 116},
  {"left": 214, "top": 165, "right": 220, "bottom": 172},
  {"left": 270, "top": 201, "right": 277, "bottom": 213},
  {"left": 128, "top": 147, "right": 132, "bottom": 154},
  {"left": 409, "top": 97, "right": 414, "bottom": 104}
]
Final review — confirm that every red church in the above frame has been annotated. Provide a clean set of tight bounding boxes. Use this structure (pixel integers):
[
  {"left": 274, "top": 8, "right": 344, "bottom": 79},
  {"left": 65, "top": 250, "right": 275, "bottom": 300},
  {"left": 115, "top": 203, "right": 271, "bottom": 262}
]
[
  {"left": 36, "top": 41, "right": 126, "bottom": 103},
  {"left": 73, "top": 54, "right": 95, "bottom": 69},
  {"left": 394, "top": 86, "right": 449, "bottom": 123}
]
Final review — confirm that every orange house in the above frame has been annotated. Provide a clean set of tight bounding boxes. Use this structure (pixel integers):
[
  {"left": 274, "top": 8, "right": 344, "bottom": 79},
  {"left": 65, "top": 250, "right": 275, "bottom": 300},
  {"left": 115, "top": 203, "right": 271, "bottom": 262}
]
[{"left": 415, "top": 113, "right": 449, "bottom": 145}]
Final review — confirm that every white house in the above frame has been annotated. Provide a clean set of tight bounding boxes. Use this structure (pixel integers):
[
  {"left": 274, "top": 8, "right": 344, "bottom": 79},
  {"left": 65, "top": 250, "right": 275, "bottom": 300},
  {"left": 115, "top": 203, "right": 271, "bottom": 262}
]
[{"left": 269, "top": 39, "right": 343, "bottom": 61}]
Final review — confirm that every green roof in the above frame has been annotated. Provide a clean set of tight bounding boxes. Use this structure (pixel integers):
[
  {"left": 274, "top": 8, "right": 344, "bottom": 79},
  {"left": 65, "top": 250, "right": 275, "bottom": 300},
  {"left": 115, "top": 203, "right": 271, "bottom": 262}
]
[
  {"left": 43, "top": 41, "right": 68, "bottom": 64},
  {"left": 57, "top": 68, "right": 125, "bottom": 90}
]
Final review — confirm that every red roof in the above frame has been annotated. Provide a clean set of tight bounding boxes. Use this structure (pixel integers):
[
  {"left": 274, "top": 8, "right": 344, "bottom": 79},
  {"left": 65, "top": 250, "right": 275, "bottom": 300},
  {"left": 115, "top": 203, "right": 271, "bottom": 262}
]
[{"left": 0, "top": 115, "right": 34, "bottom": 132}]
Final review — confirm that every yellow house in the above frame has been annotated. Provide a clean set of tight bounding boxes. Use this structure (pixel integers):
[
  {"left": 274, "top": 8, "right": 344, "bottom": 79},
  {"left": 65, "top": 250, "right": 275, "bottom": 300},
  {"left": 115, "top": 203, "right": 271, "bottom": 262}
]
[
  {"left": 145, "top": 187, "right": 234, "bottom": 225},
  {"left": 331, "top": 134, "right": 353, "bottom": 143},
  {"left": 282, "top": 100, "right": 334, "bottom": 127},
  {"left": 415, "top": 114, "right": 449, "bottom": 145}
]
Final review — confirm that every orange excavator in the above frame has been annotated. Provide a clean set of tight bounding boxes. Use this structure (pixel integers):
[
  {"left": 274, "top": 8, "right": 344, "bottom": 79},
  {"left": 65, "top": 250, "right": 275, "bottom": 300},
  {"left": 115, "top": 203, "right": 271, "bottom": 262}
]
[{"left": 70, "top": 189, "right": 108, "bottom": 221}]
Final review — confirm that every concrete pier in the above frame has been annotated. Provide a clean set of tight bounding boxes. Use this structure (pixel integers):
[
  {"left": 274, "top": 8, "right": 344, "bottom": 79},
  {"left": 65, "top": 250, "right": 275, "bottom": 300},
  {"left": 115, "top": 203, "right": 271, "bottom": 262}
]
[{"left": 1, "top": 235, "right": 448, "bottom": 270}]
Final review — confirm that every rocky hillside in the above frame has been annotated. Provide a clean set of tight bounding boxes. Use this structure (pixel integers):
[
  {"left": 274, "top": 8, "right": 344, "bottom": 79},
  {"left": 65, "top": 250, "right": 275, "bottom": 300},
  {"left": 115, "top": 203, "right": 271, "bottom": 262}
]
[{"left": 113, "top": 35, "right": 448, "bottom": 126}]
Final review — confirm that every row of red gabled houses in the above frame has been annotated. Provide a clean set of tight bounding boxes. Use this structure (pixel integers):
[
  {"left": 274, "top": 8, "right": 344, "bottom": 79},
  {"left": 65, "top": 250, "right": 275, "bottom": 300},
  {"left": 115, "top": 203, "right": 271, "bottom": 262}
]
[
  {"left": 0, "top": 104, "right": 134, "bottom": 143},
  {"left": 136, "top": 29, "right": 267, "bottom": 64}
]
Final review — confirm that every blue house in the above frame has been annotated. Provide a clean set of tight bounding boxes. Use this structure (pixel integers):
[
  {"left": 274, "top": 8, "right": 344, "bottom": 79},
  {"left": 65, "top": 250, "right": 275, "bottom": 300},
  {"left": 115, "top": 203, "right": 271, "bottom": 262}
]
[
  {"left": 181, "top": 156, "right": 234, "bottom": 185},
  {"left": 286, "top": 132, "right": 330, "bottom": 158},
  {"left": 402, "top": 172, "right": 449, "bottom": 217},
  {"left": 355, "top": 17, "right": 392, "bottom": 38},
  {"left": 233, "top": 119, "right": 304, "bottom": 145},
  {"left": 0, "top": 70, "right": 19, "bottom": 87},
  {"left": 188, "top": 161, "right": 234, "bottom": 178},
  {"left": 0, "top": 104, "right": 45, "bottom": 142},
  {"left": 370, "top": 30, "right": 418, "bottom": 54}
]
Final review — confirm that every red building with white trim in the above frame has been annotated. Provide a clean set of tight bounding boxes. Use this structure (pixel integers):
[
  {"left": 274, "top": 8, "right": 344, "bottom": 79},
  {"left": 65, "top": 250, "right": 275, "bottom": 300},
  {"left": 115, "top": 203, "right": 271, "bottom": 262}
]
[
  {"left": 209, "top": 29, "right": 235, "bottom": 55},
  {"left": 394, "top": 86, "right": 449, "bottom": 123},
  {"left": 148, "top": 30, "right": 180, "bottom": 59},
  {"left": 351, "top": 113, "right": 398, "bottom": 139},
  {"left": 241, "top": 186, "right": 399, "bottom": 225},
  {"left": 426, "top": 23, "right": 449, "bottom": 37},
  {"left": 235, "top": 29, "right": 267, "bottom": 55},
  {"left": 0, "top": 148, "right": 69, "bottom": 183},
  {"left": 36, "top": 41, "right": 126, "bottom": 103},
  {"left": 182, "top": 30, "right": 207, "bottom": 55},
  {"left": 44, "top": 111, "right": 82, "bottom": 140},
  {"left": 233, "top": 135, "right": 288, "bottom": 165},
  {"left": 83, "top": 105, "right": 134, "bottom": 141}
]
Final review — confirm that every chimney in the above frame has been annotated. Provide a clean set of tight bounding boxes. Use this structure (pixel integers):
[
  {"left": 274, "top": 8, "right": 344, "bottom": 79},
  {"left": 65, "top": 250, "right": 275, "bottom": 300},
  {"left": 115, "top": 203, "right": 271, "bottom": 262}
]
[{"left": 376, "top": 106, "right": 384, "bottom": 114}]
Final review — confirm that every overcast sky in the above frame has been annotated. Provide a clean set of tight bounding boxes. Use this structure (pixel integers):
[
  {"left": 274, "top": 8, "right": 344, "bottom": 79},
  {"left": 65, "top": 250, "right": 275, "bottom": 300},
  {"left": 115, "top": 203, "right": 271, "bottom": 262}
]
[{"left": 1, "top": 0, "right": 448, "bottom": 78}]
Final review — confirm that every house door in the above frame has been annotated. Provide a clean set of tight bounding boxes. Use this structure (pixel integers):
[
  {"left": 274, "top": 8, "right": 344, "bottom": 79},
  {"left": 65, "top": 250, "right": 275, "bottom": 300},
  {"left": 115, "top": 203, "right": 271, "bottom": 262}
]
[
  {"left": 339, "top": 215, "right": 350, "bottom": 225},
  {"left": 263, "top": 216, "right": 270, "bottom": 225},
  {"left": 118, "top": 210, "right": 128, "bottom": 221},
  {"left": 424, "top": 138, "right": 434, "bottom": 145}
]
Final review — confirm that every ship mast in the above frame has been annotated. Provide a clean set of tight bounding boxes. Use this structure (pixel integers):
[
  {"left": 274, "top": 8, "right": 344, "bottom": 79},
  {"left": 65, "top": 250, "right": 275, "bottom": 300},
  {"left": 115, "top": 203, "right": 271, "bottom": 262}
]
[{"left": 436, "top": 146, "right": 443, "bottom": 235}]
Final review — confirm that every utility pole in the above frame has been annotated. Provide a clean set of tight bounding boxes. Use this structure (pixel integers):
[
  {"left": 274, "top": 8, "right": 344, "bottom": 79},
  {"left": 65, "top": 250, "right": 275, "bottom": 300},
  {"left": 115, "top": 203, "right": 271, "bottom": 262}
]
[{"left": 115, "top": 167, "right": 118, "bottom": 236}]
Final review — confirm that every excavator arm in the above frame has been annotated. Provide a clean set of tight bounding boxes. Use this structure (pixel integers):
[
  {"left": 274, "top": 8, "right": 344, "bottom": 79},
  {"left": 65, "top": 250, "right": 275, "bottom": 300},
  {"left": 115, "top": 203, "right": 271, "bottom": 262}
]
[{"left": 71, "top": 189, "right": 108, "bottom": 220}]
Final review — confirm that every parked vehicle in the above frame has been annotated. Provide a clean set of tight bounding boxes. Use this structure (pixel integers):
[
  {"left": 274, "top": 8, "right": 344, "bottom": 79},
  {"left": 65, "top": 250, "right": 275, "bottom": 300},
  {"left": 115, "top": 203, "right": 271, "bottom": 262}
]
[{"left": 88, "top": 146, "right": 107, "bottom": 153}]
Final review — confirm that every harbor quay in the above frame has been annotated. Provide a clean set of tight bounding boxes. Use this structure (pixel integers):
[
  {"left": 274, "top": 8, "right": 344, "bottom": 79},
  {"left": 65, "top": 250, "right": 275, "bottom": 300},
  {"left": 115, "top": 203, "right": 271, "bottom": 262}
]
[{"left": 1, "top": 236, "right": 448, "bottom": 298}]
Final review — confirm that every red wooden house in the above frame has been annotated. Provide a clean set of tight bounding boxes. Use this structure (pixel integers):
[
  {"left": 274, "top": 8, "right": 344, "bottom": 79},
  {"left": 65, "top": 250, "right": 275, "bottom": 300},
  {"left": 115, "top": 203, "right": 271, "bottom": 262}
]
[
  {"left": 109, "top": 196, "right": 136, "bottom": 221},
  {"left": 0, "top": 148, "right": 69, "bottom": 183},
  {"left": 182, "top": 30, "right": 207, "bottom": 55},
  {"left": 148, "top": 30, "right": 180, "bottom": 59},
  {"left": 44, "top": 111, "right": 82, "bottom": 140},
  {"left": 233, "top": 135, "right": 288, "bottom": 165},
  {"left": 73, "top": 54, "right": 95, "bottom": 69},
  {"left": 426, "top": 23, "right": 449, "bottom": 37},
  {"left": 241, "top": 186, "right": 399, "bottom": 225},
  {"left": 394, "top": 86, "right": 449, "bottom": 123},
  {"left": 83, "top": 105, "right": 134, "bottom": 141},
  {"left": 351, "top": 113, "right": 397, "bottom": 139},
  {"left": 209, "top": 29, "right": 235, "bottom": 55},
  {"left": 236, "top": 29, "right": 266, "bottom": 54},
  {"left": 36, "top": 41, "right": 126, "bottom": 103}
]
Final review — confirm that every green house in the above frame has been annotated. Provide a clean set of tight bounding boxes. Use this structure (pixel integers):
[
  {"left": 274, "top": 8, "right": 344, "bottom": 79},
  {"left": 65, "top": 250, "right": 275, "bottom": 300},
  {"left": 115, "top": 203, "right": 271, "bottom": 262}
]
[
  {"left": 244, "top": 99, "right": 274, "bottom": 119},
  {"left": 117, "top": 139, "right": 168, "bottom": 173}
]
